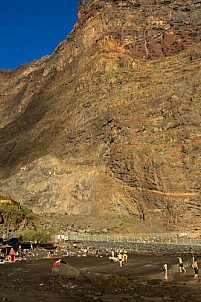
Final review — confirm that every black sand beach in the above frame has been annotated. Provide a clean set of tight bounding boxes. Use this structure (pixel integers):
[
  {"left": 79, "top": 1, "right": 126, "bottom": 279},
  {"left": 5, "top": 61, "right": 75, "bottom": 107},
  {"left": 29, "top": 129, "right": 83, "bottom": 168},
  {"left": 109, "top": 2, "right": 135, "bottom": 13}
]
[{"left": 0, "top": 251, "right": 201, "bottom": 301}]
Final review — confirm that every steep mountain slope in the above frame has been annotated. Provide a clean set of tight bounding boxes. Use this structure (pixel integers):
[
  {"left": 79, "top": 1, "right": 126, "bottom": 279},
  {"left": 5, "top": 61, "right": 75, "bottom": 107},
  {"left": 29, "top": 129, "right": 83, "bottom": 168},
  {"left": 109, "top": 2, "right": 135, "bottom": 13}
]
[{"left": 0, "top": 0, "right": 201, "bottom": 234}]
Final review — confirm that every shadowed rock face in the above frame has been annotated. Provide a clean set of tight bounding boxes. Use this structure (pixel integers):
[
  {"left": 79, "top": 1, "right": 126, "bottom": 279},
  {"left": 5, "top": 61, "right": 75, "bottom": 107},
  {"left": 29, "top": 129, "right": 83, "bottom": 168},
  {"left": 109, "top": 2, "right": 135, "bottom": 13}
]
[{"left": 0, "top": 0, "right": 201, "bottom": 233}]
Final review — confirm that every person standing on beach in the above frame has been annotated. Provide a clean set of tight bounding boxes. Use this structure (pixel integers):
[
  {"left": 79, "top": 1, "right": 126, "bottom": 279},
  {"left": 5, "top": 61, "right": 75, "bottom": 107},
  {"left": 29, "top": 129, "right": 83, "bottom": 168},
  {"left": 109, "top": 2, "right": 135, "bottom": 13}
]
[
  {"left": 123, "top": 251, "right": 128, "bottom": 263},
  {"left": 178, "top": 256, "right": 186, "bottom": 273},
  {"left": 10, "top": 248, "right": 15, "bottom": 262},
  {"left": 163, "top": 264, "right": 168, "bottom": 280},
  {"left": 192, "top": 260, "right": 199, "bottom": 279},
  {"left": 118, "top": 252, "right": 123, "bottom": 267}
]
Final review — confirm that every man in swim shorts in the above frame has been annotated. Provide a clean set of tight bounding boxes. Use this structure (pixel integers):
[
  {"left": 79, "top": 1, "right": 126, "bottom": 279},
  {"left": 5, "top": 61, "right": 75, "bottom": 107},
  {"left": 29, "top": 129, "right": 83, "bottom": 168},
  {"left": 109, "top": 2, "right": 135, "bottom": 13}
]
[
  {"left": 192, "top": 260, "right": 199, "bottom": 279},
  {"left": 178, "top": 256, "right": 186, "bottom": 273}
]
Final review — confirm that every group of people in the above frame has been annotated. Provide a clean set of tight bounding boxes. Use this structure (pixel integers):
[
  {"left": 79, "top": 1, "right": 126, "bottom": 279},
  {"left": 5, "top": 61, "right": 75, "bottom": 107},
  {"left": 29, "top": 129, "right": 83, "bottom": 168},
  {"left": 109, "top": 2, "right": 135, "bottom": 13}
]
[
  {"left": 109, "top": 249, "right": 128, "bottom": 267},
  {"left": 164, "top": 255, "right": 199, "bottom": 280},
  {"left": 1, "top": 241, "right": 200, "bottom": 282},
  {"left": 57, "top": 244, "right": 129, "bottom": 268},
  {"left": 0, "top": 246, "right": 29, "bottom": 263},
  {"left": 177, "top": 256, "right": 199, "bottom": 279}
]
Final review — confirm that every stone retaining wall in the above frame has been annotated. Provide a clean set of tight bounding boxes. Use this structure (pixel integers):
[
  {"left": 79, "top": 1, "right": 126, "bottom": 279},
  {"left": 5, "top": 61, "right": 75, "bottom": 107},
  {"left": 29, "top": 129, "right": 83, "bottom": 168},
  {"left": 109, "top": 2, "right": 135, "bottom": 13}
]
[{"left": 67, "top": 240, "right": 201, "bottom": 254}]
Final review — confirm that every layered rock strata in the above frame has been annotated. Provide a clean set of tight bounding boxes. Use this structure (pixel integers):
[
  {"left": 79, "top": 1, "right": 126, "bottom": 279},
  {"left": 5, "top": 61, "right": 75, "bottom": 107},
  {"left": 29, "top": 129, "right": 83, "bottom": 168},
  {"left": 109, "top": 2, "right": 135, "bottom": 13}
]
[{"left": 0, "top": 0, "right": 201, "bottom": 233}]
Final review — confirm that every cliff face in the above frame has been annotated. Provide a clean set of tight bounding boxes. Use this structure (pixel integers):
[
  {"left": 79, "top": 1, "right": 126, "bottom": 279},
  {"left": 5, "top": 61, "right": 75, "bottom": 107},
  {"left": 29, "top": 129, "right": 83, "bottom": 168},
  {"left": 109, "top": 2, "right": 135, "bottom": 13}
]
[{"left": 0, "top": 0, "right": 201, "bottom": 234}]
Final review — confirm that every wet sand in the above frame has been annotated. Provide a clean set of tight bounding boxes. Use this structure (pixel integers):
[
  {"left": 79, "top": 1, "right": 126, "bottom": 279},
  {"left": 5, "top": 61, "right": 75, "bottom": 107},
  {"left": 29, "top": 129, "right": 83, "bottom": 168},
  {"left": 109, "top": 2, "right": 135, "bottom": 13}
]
[{"left": 0, "top": 252, "right": 201, "bottom": 301}]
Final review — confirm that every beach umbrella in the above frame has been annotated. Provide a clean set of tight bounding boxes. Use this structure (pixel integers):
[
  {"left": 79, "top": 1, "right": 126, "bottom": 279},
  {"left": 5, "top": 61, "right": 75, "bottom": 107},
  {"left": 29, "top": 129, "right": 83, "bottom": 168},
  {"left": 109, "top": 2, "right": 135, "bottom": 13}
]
[
  {"left": 0, "top": 244, "right": 12, "bottom": 255},
  {"left": 1, "top": 244, "right": 13, "bottom": 248}
]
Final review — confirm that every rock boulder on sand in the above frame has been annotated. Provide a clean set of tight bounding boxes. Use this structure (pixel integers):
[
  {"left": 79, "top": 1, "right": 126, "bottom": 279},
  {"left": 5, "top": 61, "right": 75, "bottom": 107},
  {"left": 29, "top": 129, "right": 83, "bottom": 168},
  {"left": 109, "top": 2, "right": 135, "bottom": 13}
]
[
  {"left": 52, "top": 263, "right": 82, "bottom": 279},
  {"left": 52, "top": 262, "right": 100, "bottom": 282}
]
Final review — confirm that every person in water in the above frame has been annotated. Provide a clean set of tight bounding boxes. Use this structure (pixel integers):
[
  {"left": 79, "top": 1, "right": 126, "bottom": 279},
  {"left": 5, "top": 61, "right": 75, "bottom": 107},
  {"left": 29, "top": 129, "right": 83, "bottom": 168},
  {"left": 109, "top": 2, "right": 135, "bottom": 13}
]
[
  {"left": 163, "top": 264, "right": 168, "bottom": 281},
  {"left": 192, "top": 260, "right": 199, "bottom": 280},
  {"left": 178, "top": 256, "right": 186, "bottom": 273}
]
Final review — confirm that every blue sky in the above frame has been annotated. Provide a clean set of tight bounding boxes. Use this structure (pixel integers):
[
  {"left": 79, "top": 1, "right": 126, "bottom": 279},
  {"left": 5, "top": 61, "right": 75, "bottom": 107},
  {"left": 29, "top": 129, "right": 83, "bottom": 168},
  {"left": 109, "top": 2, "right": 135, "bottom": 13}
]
[{"left": 0, "top": 0, "right": 81, "bottom": 70}]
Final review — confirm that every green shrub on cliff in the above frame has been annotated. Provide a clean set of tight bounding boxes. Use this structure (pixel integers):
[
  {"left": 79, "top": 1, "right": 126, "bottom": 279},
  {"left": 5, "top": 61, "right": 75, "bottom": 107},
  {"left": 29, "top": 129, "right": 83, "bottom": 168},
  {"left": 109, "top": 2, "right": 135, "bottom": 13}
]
[
  {"left": 0, "top": 202, "right": 35, "bottom": 228},
  {"left": 0, "top": 203, "right": 24, "bottom": 227}
]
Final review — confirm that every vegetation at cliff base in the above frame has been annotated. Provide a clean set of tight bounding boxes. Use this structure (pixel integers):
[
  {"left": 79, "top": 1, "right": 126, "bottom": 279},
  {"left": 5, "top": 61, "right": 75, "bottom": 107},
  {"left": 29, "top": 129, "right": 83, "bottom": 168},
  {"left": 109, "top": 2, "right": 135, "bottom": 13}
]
[{"left": 20, "top": 229, "right": 51, "bottom": 244}]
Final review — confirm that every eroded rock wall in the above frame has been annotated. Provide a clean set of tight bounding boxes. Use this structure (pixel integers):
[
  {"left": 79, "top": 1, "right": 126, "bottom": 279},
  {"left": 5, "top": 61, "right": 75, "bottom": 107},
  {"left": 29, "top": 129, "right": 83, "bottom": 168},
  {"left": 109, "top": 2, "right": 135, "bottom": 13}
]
[{"left": 0, "top": 0, "right": 201, "bottom": 233}]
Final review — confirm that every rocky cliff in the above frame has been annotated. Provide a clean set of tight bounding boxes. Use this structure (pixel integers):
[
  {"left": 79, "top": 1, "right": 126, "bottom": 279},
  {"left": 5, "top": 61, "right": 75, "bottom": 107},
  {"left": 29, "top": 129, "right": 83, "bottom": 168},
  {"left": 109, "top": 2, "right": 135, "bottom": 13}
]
[{"left": 0, "top": 0, "right": 201, "bottom": 234}]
